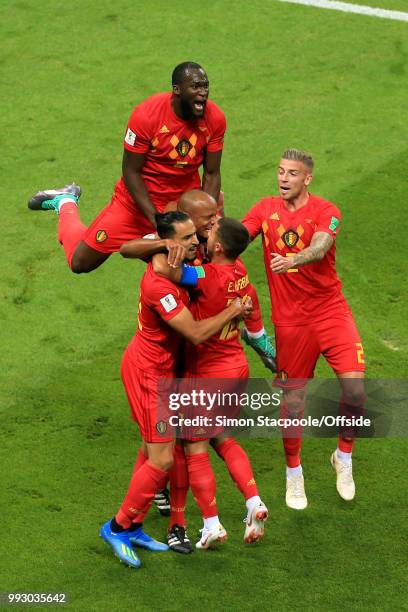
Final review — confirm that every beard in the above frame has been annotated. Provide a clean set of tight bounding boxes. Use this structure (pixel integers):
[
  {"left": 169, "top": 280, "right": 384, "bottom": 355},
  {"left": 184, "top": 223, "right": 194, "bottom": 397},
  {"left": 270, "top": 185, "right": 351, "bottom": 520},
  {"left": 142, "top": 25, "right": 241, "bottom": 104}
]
[{"left": 180, "top": 97, "right": 194, "bottom": 120}]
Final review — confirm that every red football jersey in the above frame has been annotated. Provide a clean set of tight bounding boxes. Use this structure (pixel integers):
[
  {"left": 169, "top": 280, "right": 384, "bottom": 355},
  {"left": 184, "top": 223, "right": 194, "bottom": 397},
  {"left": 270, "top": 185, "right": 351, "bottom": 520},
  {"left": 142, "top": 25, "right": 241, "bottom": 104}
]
[
  {"left": 185, "top": 260, "right": 250, "bottom": 374},
  {"left": 242, "top": 194, "right": 349, "bottom": 326},
  {"left": 115, "top": 92, "right": 226, "bottom": 210},
  {"left": 126, "top": 262, "right": 190, "bottom": 374}
]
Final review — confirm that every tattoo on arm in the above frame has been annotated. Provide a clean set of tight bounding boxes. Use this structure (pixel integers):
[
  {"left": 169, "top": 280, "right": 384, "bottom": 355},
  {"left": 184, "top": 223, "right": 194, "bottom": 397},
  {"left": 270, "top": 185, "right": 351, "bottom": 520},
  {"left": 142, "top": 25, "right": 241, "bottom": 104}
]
[{"left": 292, "top": 232, "right": 334, "bottom": 267}]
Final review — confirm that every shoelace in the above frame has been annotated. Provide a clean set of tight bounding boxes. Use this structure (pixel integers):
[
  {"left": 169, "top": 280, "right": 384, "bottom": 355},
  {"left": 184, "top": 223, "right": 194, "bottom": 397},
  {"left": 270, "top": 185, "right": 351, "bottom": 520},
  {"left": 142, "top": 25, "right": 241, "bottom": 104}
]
[
  {"left": 264, "top": 339, "right": 277, "bottom": 359},
  {"left": 338, "top": 461, "right": 353, "bottom": 484},
  {"left": 173, "top": 525, "right": 189, "bottom": 543},
  {"left": 290, "top": 477, "right": 305, "bottom": 498}
]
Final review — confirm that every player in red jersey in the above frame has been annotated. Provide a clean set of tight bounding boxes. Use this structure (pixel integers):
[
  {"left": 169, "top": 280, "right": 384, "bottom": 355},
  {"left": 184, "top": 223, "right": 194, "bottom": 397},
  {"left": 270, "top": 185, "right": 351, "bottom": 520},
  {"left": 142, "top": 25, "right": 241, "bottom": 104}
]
[
  {"left": 149, "top": 218, "right": 269, "bottom": 548},
  {"left": 121, "top": 189, "right": 277, "bottom": 372},
  {"left": 242, "top": 149, "right": 365, "bottom": 509},
  {"left": 27, "top": 62, "right": 226, "bottom": 273},
  {"left": 100, "top": 212, "right": 250, "bottom": 568}
]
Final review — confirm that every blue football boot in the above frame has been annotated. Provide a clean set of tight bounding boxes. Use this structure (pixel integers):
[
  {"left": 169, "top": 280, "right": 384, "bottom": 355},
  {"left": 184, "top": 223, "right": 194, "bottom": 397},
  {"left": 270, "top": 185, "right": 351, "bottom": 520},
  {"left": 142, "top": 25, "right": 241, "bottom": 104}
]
[
  {"left": 129, "top": 526, "right": 169, "bottom": 552},
  {"left": 100, "top": 520, "right": 141, "bottom": 568}
]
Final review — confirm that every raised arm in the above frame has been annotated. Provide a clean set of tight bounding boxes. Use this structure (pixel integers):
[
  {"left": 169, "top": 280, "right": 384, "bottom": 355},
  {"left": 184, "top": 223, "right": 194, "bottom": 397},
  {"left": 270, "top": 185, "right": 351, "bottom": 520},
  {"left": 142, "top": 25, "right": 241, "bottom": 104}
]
[
  {"left": 270, "top": 231, "right": 334, "bottom": 273},
  {"left": 120, "top": 238, "right": 186, "bottom": 266}
]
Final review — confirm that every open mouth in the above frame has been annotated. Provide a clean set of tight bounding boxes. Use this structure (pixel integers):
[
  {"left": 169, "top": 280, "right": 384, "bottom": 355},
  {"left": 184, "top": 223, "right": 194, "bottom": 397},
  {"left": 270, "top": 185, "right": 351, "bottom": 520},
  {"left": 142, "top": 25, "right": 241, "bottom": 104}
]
[
  {"left": 280, "top": 185, "right": 290, "bottom": 194},
  {"left": 193, "top": 101, "right": 205, "bottom": 113}
]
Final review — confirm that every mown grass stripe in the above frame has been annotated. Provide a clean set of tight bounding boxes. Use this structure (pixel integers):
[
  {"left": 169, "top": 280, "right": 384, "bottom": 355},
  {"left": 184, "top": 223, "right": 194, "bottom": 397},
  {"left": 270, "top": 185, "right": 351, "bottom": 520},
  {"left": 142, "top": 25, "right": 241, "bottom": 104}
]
[{"left": 278, "top": 0, "right": 408, "bottom": 22}]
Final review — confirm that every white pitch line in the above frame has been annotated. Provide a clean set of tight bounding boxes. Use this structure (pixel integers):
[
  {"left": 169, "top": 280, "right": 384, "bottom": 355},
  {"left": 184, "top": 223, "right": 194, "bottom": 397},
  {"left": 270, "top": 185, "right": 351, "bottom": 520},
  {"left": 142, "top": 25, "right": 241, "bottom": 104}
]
[{"left": 277, "top": 0, "right": 408, "bottom": 22}]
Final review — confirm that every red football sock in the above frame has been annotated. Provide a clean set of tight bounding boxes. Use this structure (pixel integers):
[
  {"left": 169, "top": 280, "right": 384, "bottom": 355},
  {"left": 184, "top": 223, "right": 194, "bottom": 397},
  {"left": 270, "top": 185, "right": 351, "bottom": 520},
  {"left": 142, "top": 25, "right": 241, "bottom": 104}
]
[
  {"left": 57, "top": 203, "right": 87, "bottom": 269},
  {"left": 244, "top": 284, "right": 263, "bottom": 334},
  {"left": 129, "top": 448, "right": 148, "bottom": 525},
  {"left": 169, "top": 444, "right": 189, "bottom": 527},
  {"left": 280, "top": 402, "right": 303, "bottom": 468},
  {"left": 338, "top": 437, "right": 355, "bottom": 453},
  {"left": 337, "top": 395, "right": 365, "bottom": 454},
  {"left": 186, "top": 453, "right": 217, "bottom": 519},
  {"left": 282, "top": 437, "right": 302, "bottom": 468},
  {"left": 115, "top": 460, "right": 168, "bottom": 529},
  {"left": 214, "top": 438, "right": 259, "bottom": 500},
  {"left": 133, "top": 447, "right": 148, "bottom": 472}
]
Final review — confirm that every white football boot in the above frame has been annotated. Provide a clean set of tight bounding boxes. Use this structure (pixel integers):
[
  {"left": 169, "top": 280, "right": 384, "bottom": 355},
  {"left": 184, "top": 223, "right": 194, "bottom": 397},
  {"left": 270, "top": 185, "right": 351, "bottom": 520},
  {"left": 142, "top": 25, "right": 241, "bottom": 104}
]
[
  {"left": 244, "top": 501, "right": 268, "bottom": 543},
  {"left": 331, "top": 451, "right": 355, "bottom": 501},
  {"left": 196, "top": 524, "right": 228, "bottom": 549},
  {"left": 286, "top": 473, "right": 308, "bottom": 510}
]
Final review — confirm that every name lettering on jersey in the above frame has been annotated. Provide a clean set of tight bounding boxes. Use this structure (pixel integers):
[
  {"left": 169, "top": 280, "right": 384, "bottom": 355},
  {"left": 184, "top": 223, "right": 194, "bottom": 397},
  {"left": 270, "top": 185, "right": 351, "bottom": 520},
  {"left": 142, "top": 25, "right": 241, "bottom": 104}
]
[
  {"left": 160, "top": 293, "right": 178, "bottom": 313},
  {"left": 228, "top": 274, "right": 249, "bottom": 292},
  {"left": 124, "top": 128, "right": 137, "bottom": 146},
  {"left": 159, "top": 125, "right": 170, "bottom": 133}
]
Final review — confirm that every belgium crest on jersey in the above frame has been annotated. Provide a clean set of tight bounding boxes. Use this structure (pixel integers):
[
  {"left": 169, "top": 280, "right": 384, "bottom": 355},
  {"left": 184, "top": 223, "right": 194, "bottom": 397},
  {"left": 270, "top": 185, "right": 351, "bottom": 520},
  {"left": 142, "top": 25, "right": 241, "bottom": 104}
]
[
  {"left": 96, "top": 230, "right": 108, "bottom": 243},
  {"left": 176, "top": 139, "right": 191, "bottom": 157},
  {"left": 156, "top": 420, "right": 168, "bottom": 434},
  {"left": 283, "top": 229, "right": 299, "bottom": 248}
]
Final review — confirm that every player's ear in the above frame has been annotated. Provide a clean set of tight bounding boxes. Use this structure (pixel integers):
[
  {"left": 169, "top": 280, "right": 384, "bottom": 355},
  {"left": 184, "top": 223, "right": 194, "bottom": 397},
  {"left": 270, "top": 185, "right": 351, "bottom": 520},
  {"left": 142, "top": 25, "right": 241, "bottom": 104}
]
[
  {"left": 305, "top": 173, "right": 313, "bottom": 186},
  {"left": 173, "top": 84, "right": 180, "bottom": 95}
]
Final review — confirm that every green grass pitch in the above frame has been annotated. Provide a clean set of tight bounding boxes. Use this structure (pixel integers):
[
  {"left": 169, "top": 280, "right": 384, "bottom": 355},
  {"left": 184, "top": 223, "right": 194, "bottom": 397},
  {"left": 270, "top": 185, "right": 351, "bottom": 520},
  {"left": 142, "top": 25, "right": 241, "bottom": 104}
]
[{"left": 1, "top": 0, "right": 407, "bottom": 610}]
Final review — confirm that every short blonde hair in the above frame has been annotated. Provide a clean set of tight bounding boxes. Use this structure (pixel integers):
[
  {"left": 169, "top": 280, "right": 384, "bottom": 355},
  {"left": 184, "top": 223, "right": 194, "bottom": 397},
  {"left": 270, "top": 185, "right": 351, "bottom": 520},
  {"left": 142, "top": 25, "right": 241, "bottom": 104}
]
[{"left": 282, "top": 148, "right": 314, "bottom": 172}]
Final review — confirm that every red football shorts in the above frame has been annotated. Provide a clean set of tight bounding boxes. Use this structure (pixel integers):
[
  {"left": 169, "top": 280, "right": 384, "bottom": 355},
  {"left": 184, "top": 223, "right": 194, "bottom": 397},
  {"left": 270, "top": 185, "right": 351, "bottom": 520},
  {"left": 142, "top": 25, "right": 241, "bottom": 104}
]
[
  {"left": 275, "top": 312, "right": 365, "bottom": 389},
  {"left": 183, "top": 364, "right": 250, "bottom": 440},
  {"left": 121, "top": 350, "right": 174, "bottom": 443},
  {"left": 83, "top": 194, "right": 157, "bottom": 254}
]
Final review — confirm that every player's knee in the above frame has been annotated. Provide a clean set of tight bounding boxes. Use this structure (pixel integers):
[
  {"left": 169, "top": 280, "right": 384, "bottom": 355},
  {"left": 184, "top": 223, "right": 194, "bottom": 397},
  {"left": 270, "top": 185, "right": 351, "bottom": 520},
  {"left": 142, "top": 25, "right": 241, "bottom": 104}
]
[
  {"left": 285, "top": 398, "right": 305, "bottom": 417},
  {"left": 160, "top": 456, "right": 174, "bottom": 472},
  {"left": 153, "top": 451, "right": 174, "bottom": 472},
  {"left": 283, "top": 389, "right": 306, "bottom": 417},
  {"left": 341, "top": 380, "right": 365, "bottom": 407},
  {"left": 70, "top": 253, "right": 90, "bottom": 274},
  {"left": 342, "top": 389, "right": 365, "bottom": 407}
]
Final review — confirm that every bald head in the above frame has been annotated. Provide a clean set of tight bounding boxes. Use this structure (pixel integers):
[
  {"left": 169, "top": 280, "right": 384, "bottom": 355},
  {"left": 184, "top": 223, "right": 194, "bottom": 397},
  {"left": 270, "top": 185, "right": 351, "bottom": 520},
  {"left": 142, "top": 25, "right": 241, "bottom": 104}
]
[
  {"left": 178, "top": 190, "right": 216, "bottom": 214},
  {"left": 177, "top": 190, "right": 217, "bottom": 239}
]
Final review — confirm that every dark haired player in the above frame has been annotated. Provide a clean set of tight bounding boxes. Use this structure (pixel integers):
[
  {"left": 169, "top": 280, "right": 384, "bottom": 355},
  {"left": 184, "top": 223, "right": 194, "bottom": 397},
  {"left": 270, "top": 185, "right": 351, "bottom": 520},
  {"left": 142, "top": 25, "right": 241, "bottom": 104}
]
[
  {"left": 27, "top": 62, "right": 225, "bottom": 273},
  {"left": 120, "top": 190, "right": 276, "bottom": 532},
  {"left": 121, "top": 189, "right": 277, "bottom": 373},
  {"left": 150, "top": 217, "right": 268, "bottom": 548},
  {"left": 100, "top": 211, "right": 250, "bottom": 568},
  {"left": 242, "top": 149, "right": 365, "bottom": 509}
]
